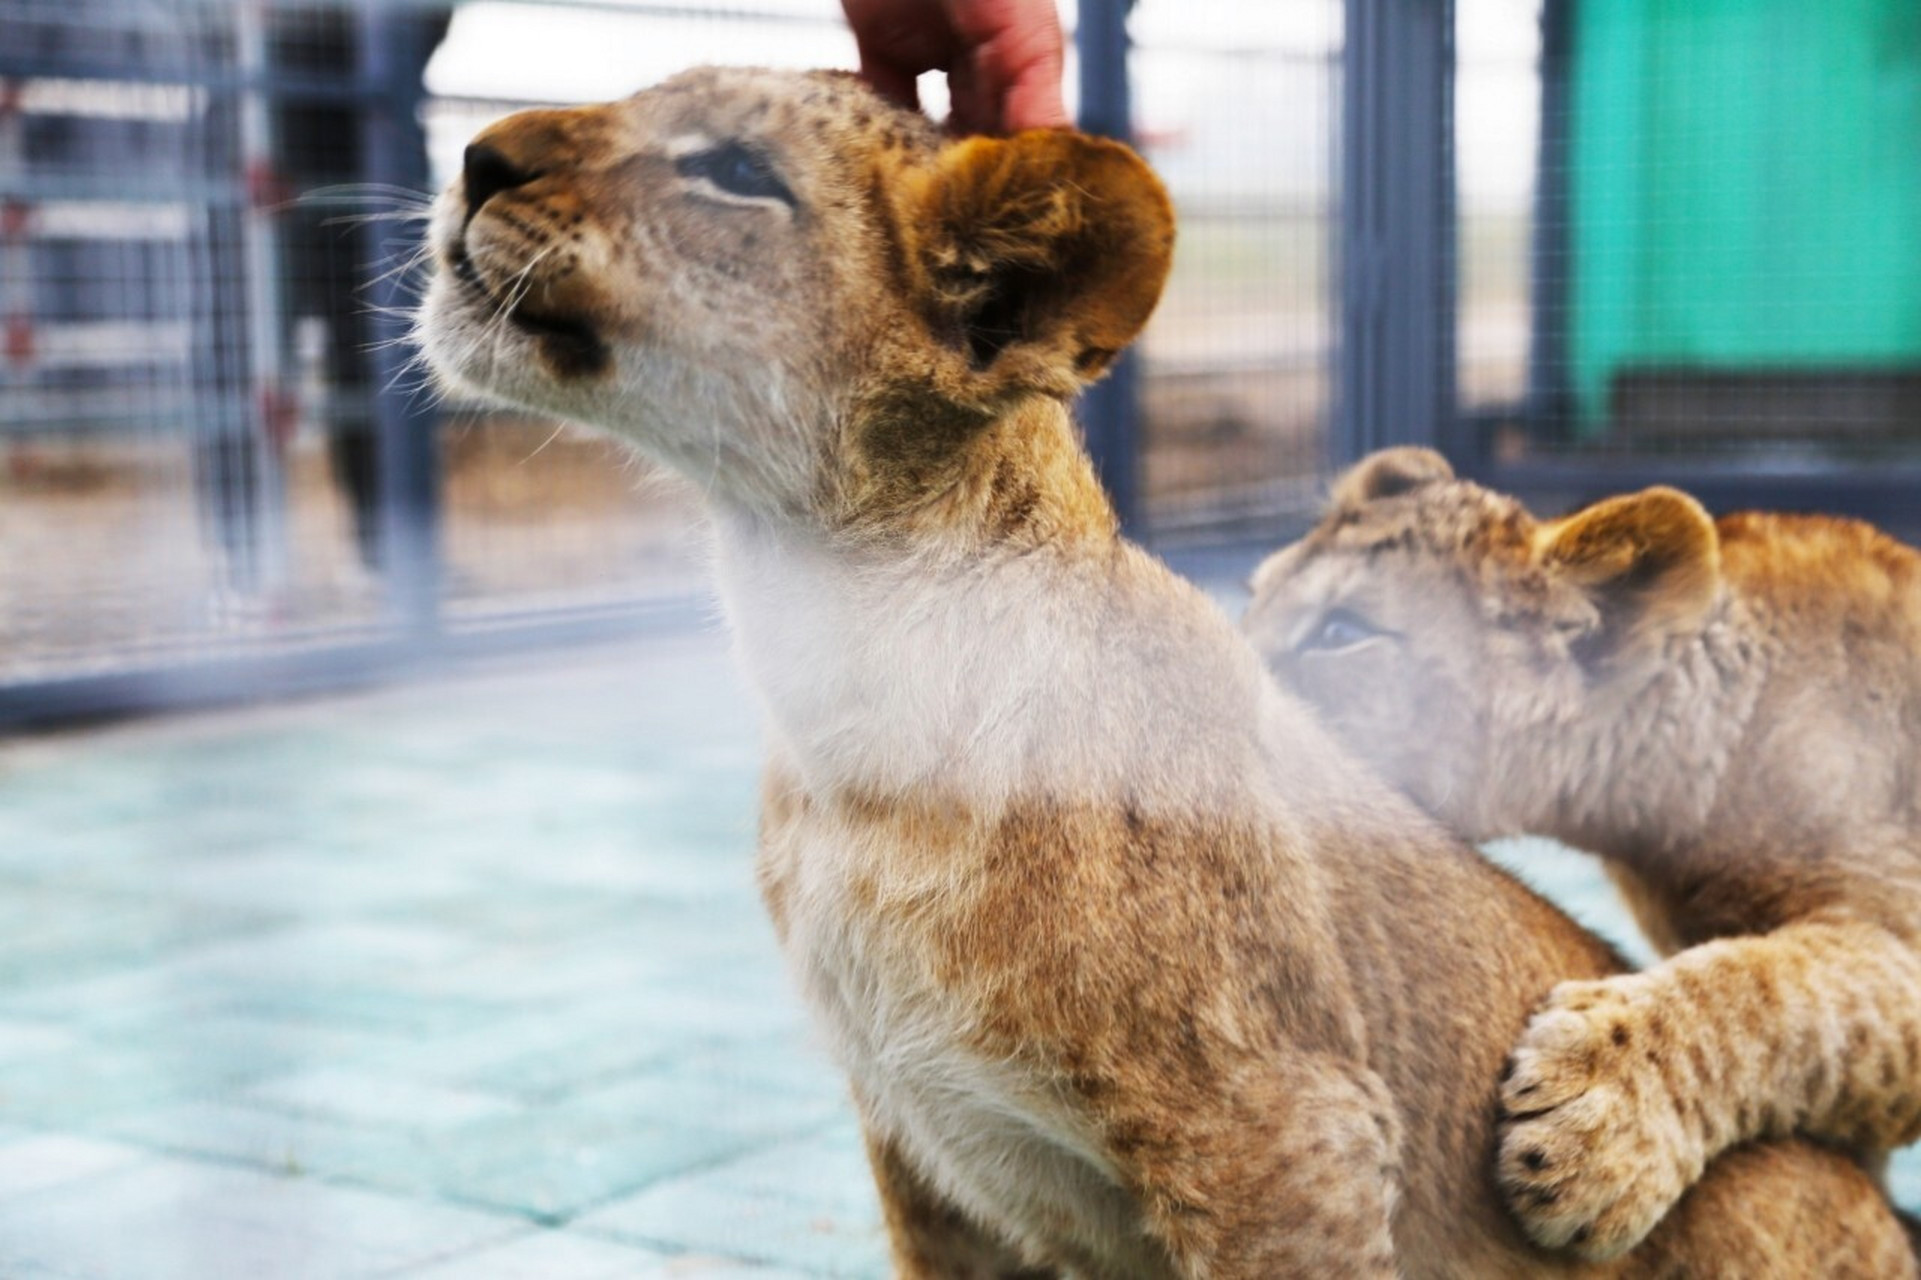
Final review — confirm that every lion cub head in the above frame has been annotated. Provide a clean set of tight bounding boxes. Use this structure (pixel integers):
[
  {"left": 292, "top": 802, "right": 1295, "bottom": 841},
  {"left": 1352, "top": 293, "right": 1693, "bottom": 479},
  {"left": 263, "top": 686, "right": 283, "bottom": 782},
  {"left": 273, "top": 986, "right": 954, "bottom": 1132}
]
[
  {"left": 1242, "top": 447, "right": 1723, "bottom": 836},
  {"left": 418, "top": 67, "right": 1172, "bottom": 525}
]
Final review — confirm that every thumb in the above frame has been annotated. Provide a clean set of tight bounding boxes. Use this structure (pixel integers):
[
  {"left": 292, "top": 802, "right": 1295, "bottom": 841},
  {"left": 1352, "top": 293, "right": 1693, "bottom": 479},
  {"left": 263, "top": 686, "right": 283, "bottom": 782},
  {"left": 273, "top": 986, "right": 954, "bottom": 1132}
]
[
  {"left": 857, "top": 53, "right": 923, "bottom": 111},
  {"left": 1001, "top": 70, "right": 1070, "bottom": 132}
]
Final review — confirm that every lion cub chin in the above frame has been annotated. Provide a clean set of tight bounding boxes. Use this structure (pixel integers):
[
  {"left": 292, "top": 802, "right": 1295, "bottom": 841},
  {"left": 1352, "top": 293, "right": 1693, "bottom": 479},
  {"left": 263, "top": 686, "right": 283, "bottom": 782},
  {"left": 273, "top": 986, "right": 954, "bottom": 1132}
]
[
  {"left": 1247, "top": 446, "right": 1921, "bottom": 1259},
  {"left": 420, "top": 67, "right": 1918, "bottom": 1277}
]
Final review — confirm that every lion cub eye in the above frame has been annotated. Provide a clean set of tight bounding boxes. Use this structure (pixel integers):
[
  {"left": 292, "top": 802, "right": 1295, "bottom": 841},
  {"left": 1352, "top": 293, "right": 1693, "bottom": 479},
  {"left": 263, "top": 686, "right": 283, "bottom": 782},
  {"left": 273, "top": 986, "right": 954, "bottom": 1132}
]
[
  {"left": 1300, "top": 608, "right": 1388, "bottom": 653},
  {"left": 675, "top": 141, "right": 796, "bottom": 208}
]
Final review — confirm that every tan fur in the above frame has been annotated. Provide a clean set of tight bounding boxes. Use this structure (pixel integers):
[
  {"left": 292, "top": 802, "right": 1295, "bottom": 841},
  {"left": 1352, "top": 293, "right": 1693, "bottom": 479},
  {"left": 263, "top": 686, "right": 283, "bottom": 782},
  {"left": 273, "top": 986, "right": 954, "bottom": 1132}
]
[
  {"left": 1247, "top": 446, "right": 1921, "bottom": 1259},
  {"left": 419, "top": 70, "right": 1917, "bottom": 1276}
]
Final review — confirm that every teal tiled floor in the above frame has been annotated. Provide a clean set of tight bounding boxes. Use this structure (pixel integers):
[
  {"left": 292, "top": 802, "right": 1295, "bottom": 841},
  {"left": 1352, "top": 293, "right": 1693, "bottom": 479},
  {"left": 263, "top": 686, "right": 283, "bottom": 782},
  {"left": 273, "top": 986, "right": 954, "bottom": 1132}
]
[
  {"left": 0, "top": 627, "right": 1913, "bottom": 1277},
  {"left": 0, "top": 636, "right": 886, "bottom": 1278}
]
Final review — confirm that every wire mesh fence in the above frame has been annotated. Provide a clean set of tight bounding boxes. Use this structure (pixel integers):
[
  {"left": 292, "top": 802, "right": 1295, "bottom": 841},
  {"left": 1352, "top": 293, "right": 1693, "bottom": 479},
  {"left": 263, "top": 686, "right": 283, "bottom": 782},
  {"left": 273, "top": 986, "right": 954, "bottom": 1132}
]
[
  {"left": 15, "top": 0, "right": 1913, "bottom": 709},
  {"left": 1132, "top": 2, "right": 1341, "bottom": 534},
  {"left": 5, "top": 0, "right": 406, "bottom": 684},
  {"left": 1455, "top": 0, "right": 1921, "bottom": 471},
  {"left": 0, "top": 0, "right": 1347, "bottom": 702}
]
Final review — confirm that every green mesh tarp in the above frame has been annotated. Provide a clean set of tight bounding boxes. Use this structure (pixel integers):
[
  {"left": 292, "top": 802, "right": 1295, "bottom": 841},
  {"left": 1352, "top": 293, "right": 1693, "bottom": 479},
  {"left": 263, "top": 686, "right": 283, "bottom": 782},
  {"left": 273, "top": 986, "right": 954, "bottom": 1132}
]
[{"left": 1569, "top": 0, "right": 1921, "bottom": 426}]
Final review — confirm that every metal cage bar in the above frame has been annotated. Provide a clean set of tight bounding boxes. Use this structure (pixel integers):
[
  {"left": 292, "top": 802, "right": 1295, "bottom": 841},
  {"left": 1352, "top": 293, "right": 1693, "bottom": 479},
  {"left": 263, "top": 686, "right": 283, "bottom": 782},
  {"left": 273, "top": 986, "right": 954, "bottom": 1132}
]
[
  {"left": 1075, "top": 0, "right": 1142, "bottom": 534},
  {"left": 1334, "top": 0, "right": 1456, "bottom": 468},
  {"left": 358, "top": 1, "right": 441, "bottom": 637}
]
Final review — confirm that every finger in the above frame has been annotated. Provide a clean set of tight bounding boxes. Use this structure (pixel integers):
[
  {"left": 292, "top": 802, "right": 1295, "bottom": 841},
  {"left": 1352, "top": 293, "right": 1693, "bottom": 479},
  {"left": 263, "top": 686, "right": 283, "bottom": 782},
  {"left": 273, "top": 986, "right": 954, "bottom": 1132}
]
[
  {"left": 946, "top": 58, "right": 989, "bottom": 134},
  {"left": 1001, "top": 64, "right": 1070, "bottom": 131},
  {"left": 968, "top": 33, "right": 1068, "bottom": 130},
  {"left": 857, "top": 54, "right": 923, "bottom": 112},
  {"left": 842, "top": 0, "right": 952, "bottom": 107},
  {"left": 942, "top": 0, "right": 1068, "bottom": 132}
]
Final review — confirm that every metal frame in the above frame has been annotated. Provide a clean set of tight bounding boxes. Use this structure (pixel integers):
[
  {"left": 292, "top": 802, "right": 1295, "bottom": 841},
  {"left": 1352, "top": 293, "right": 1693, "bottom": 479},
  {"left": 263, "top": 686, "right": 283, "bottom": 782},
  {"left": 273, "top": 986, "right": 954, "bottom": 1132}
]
[
  {"left": 1333, "top": 0, "right": 1457, "bottom": 469},
  {"left": 0, "top": 598, "right": 706, "bottom": 733},
  {"left": 1446, "top": 459, "right": 1921, "bottom": 534},
  {"left": 358, "top": 1, "right": 442, "bottom": 636},
  {"left": 1075, "top": 0, "right": 1142, "bottom": 534},
  {"left": 1523, "top": 0, "right": 1575, "bottom": 435}
]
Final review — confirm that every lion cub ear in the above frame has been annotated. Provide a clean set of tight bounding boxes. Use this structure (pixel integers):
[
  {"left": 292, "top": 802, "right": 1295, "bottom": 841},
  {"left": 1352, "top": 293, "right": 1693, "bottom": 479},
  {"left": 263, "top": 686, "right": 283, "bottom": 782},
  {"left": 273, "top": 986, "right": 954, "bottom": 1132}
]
[
  {"left": 1330, "top": 447, "right": 1455, "bottom": 510},
  {"left": 1538, "top": 487, "right": 1722, "bottom": 665},
  {"left": 906, "top": 130, "right": 1174, "bottom": 401}
]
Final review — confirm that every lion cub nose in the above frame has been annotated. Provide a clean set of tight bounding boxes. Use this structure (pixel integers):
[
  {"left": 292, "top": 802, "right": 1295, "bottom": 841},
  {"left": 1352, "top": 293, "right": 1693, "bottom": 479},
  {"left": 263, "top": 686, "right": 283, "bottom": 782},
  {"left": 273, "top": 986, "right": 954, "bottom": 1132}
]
[{"left": 462, "top": 143, "right": 537, "bottom": 216}]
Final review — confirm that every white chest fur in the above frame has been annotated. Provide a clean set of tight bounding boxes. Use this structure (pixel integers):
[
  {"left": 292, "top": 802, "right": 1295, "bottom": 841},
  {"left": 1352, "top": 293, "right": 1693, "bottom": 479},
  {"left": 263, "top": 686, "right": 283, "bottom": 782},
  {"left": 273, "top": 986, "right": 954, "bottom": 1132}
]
[
  {"left": 710, "top": 514, "right": 1269, "bottom": 813},
  {"left": 715, "top": 521, "right": 1092, "bottom": 802}
]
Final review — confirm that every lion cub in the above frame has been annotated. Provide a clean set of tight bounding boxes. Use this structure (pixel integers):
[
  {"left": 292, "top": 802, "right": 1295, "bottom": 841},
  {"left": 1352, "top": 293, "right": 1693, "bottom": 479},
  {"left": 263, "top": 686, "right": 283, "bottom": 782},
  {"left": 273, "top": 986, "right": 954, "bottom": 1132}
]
[
  {"left": 419, "top": 69, "right": 1914, "bottom": 1275},
  {"left": 1246, "top": 446, "right": 1921, "bottom": 1258}
]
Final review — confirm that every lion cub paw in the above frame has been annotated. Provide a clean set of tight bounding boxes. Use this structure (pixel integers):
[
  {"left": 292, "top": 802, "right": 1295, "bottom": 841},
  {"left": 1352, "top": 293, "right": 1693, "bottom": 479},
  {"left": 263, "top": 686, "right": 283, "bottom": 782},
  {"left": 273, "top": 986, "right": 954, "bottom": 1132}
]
[{"left": 1496, "top": 976, "right": 1706, "bottom": 1261}]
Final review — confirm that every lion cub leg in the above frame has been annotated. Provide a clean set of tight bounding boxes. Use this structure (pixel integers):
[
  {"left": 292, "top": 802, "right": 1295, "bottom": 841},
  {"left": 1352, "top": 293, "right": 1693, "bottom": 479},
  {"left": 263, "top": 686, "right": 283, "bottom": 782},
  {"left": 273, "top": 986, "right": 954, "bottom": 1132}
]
[
  {"left": 1631, "top": 1139, "right": 1919, "bottom": 1280},
  {"left": 863, "top": 1129, "right": 1059, "bottom": 1279},
  {"left": 1130, "top": 1060, "right": 1404, "bottom": 1279},
  {"left": 866, "top": 1062, "right": 1403, "bottom": 1278},
  {"left": 1498, "top": 919, "right": 1921, "bottom": 1260}
]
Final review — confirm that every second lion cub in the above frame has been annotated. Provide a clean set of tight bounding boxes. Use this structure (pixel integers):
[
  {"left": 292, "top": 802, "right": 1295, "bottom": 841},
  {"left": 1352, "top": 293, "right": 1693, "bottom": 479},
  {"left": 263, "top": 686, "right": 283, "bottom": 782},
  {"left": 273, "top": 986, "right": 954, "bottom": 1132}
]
[{"left": 1245, "top": 447, "right": 1921, "bottom": 1258}]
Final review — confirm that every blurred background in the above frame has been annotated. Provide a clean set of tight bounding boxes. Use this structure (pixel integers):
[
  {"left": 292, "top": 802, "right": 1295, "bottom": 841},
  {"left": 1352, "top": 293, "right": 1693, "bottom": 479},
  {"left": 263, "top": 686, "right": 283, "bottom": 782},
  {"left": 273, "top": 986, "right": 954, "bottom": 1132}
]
[
  {"left": 0, "top": 1, "right": 1917, "bottom": 1274},
  {"left": 2, "top": 0, "right": 1916, "bottom": 711}
]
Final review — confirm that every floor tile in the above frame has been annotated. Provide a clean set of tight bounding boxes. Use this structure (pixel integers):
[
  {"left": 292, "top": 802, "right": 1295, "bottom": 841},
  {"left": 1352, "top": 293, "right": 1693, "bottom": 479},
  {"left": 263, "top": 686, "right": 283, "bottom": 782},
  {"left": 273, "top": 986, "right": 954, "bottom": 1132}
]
[
  {"left": 0, "top": 1134, "right": 149, "bottom": 1202},
  {"left": 0, "top": 1157, "right": 519, "bottom": 1280},
  {"left": 388, "top": 1229, "right": 667, "bottom": 1279},
  {"left": 575, "top": 1125, "right": 887, "bottom": 1277},
  {"left": 243, "top": 1068, "right": 521, "bottom": 1130}
]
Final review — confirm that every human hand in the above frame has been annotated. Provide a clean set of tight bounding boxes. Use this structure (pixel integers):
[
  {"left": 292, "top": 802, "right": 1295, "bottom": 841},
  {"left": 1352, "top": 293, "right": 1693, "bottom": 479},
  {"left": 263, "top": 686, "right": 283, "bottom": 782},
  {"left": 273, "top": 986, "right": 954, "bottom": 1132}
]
[{"left": 841, "top": 0, "right": 1069, "bottom": 134}]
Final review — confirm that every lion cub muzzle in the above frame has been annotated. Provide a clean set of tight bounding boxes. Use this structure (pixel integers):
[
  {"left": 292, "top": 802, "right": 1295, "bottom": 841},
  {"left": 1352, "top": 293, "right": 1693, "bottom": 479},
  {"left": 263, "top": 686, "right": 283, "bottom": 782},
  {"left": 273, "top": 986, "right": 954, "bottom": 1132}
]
[{"left": 450, "top": 108, "right": 618, "bottom": 379}]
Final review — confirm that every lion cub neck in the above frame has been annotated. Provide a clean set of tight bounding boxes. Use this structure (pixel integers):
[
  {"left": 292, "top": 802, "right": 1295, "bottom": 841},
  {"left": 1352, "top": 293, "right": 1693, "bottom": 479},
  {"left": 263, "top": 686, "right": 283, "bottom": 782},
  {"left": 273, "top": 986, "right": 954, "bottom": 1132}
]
[
  {"left": 1491, "top": 603, "right": 1767, "bottom": 858},
  {"left": 714, "top": 396, "right": 1280, "bottom": 817},
  {"left": 833, "top": 392, "right": 1118, "bottom": 550}
]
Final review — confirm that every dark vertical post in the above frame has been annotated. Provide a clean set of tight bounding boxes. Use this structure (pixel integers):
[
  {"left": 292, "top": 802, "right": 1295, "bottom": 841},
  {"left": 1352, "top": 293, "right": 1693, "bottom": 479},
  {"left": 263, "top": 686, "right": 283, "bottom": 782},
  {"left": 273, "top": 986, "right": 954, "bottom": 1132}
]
[
  {"left": 358, "top": 2, "right": 440, "bottom": 637},
  {"left": 1336, "top": 0, "right": 1456, "bottom": 468},
  {"left": 1077, "top": 0, "right": 1142, "bottom": 534},
  {"left": 1527, "top": 0, "right": 1575, "bottom": 436}
]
